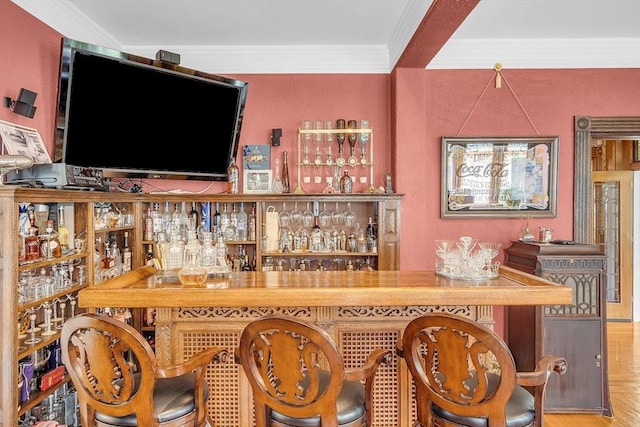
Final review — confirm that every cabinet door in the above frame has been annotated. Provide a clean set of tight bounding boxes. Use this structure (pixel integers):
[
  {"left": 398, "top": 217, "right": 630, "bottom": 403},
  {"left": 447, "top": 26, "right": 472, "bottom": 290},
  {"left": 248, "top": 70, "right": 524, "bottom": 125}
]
[{"left": 545, "top": 318, "right": 604, "bottom": 411}]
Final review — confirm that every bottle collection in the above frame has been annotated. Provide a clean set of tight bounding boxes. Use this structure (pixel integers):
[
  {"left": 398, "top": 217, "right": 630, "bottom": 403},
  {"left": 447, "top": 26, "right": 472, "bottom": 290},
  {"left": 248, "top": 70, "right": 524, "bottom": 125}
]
[
  {"left": 145, "top": 201, "right": 258, "bottom": 275},
  {"left": 18, "top": 203, "right": 71, "bottom": 264}
]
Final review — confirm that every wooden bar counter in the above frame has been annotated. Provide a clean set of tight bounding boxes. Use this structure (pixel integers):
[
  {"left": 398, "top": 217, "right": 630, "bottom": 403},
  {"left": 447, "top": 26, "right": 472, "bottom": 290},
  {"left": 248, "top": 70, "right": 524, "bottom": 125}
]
[{"left": 78, "top": 265, "right": 572, "bottom": 427}]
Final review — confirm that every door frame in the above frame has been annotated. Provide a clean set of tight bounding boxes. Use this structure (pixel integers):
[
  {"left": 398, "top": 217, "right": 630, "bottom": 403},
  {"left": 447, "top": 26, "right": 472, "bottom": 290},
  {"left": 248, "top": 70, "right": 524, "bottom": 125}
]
[{"left": 574, "top": 116, "right": 640, "bottom": 321}]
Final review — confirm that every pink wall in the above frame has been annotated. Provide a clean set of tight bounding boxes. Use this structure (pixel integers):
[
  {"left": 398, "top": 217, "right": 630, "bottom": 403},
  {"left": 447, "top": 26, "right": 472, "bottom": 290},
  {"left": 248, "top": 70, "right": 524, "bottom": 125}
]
[{"left": 393, "top": 68, "right": 640, "bottom": 271}]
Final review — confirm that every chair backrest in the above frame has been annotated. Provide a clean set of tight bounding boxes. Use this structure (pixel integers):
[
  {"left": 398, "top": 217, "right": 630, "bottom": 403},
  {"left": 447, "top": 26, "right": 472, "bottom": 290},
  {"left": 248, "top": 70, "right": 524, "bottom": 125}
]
[
  {"left": 237, "top": 315, "right": 347, "bottom": 425},
  {"left": 60, "top": 313, "right": 163, "bottom": 425},
  {"left": 400, "top": 313, "right": 518, "bottom": 425}
]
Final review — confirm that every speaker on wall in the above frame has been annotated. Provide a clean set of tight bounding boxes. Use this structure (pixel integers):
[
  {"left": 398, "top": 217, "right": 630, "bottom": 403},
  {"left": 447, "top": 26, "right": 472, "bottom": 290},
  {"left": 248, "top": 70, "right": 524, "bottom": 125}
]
[{"left": 271, "top": 128, "right": 282, "bottom": 146}]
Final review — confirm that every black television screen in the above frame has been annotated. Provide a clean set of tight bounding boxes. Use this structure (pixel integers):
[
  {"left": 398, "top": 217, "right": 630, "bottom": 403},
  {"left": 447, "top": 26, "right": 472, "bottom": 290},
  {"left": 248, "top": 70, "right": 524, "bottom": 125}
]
[{"left": 55, "top": 37, "right": 248, "bottom": 181}]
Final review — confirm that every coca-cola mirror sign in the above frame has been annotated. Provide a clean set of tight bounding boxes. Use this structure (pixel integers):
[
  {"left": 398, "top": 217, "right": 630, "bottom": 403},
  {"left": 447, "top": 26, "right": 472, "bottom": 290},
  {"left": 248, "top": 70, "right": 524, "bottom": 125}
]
[{"left": 441, "top": 136, "right": 558, "bottom": 218}]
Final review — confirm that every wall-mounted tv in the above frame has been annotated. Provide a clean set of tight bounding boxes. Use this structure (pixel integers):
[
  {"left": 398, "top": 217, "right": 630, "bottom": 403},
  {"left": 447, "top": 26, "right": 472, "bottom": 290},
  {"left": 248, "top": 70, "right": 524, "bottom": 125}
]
[{"left": 55, "top": 37, "right": 249, "bottom": 181}]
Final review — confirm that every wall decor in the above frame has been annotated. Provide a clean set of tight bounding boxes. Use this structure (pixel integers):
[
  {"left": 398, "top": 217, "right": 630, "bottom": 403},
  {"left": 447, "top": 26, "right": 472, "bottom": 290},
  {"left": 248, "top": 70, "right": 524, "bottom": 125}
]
[
  {"left": 441, "top": 136, "right": 558, "bottom": 218},
  {"left": 243, "top": 170, "right": 272, "bottom": 194}
]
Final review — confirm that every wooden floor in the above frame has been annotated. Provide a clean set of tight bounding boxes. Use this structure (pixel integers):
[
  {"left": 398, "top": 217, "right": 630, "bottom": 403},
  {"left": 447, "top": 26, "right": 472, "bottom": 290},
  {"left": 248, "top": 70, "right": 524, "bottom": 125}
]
[{"left": 544, "top": 321, "right": 640, "bottom": 427}]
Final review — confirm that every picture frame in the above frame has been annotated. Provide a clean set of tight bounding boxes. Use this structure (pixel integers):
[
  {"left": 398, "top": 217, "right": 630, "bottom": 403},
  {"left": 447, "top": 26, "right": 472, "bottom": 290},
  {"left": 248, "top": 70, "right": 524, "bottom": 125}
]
[
  {"left": 0, "top": 120, "right": 52, "bottom": 164},
  {"left": 441, "top": 136, "right": 558, "bottom": 218},
  {"left": 243, "top": 170, "right": 272, "bottom": 194}
]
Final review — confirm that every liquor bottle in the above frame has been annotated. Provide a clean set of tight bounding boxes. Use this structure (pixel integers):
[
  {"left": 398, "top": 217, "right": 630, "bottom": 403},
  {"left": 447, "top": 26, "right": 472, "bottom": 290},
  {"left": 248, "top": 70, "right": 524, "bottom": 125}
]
[
  {"left": 213, "top": 202, "right": 221, "bottom": 236},
  {"left": 229, "top": 203, "right": 239, "bottom": 240},
  {"left": 179, "top": 202, "right": 189, "bottom": 241},
  {"left": 24, "top": 225, "right": 40, "bottom": 261},
  {"left": 151, "top": 202, "right": 162, "bottom": 238},
  {"left": 166, "top": 227, "right": 185, "bottom": 270},
  {"left": 41, "top": 220, "right": 62, "bottom": 258},
  {"left": 220, "top": 203, "right": 230, "bottom": 238},
  {"left": 201, "top": 231, "right": 216, "bottom": 268},
  {"left": 236, "top": 202, "right": 248, "bottom": 241},
  {"left": 171, "top": 202, "right": 180, "bottom": 235},
  {"left": 214, "top": 231, "right": 228, "bottom": 268},
  {"left": 144, "top": 207, "right": 154, "bottom": 241},
  {"left": 227, "top": 157, "right": 239, "bottom": 194},
  {"left": 179, "top": 230, "right": 207, "bottom": 287},
  {"left": 281, "top": 151, "right": 290, "bottom": 193},
  {"left": 122, "top": 231, "right": 132, "bottom": 272},
  {"left": 248, "top": 203, "right": 256, "bottom": 241},
  {"left": 161, "top": 201, "right": 172, "bottom": 234},
  {"left": 57, "top": 205, "right": 70, "bottom": 251},
  {"left": 339, "top": 170, "right": 353, "bottom": 193},
  {"left": 189, "top": 202, "right": 199, "bottom": 231}
]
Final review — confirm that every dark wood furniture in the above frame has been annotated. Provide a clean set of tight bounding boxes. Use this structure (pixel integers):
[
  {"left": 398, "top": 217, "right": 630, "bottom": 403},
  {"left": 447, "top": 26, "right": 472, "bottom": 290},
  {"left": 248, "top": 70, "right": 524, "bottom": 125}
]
[
  {"left": 504, "top": 241, "right": 612, "bottom": 415},
  {"left": 236, "top": 314, "right": 391, "bottom": 426},
  {"left": 60, "top": 313, "right": 227, "bottom": 426},
  {"left": 397, "top": 313, "right": 566, "bottom": 427}
]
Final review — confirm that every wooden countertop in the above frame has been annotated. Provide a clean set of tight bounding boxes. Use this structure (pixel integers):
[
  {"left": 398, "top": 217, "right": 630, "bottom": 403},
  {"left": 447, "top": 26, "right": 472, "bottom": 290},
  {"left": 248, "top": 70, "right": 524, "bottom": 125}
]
[{"left": 78, "top": 265, "right": 572, "bottom": 308}]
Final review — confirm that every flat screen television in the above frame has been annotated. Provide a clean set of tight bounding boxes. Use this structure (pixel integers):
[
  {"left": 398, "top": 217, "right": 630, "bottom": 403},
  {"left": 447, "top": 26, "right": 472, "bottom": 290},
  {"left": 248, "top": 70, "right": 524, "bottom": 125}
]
[{"left": 55, "top": 37, "right": 248, "bottom": 181}]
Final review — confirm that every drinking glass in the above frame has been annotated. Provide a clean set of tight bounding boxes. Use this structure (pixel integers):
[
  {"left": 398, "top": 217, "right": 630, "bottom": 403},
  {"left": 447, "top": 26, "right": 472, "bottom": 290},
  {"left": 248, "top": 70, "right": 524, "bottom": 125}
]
[
  {"left": 302, "top": 202, "right": 314, "bottom": 228},
  {"left": 344, "top": 202, "right": 356, "bottom": 229},
  {"left": 331, "top": 202, "right": 344, "bottom": 226},
  {"left": 290, "top": 202, "right": 302, "bottom": 227},
  {"left": 319, "top": 203, "right": 331, "bottom": 228},
  {"left": 278, "top": 202, "right": 290, "bottom": 228}
]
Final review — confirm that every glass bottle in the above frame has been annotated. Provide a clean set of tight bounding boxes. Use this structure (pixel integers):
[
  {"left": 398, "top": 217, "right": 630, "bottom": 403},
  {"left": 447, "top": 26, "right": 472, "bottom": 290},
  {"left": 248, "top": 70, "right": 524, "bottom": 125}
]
[
  {"left": 122, "top": 231, "right": 132, "bottom": 272},
  {"left": 144, "top": 206, "right": 154, "bottom": 241},
  {"left": 339, "top": 170, "right": 353, "bottom": 193},
  {"left": 281, "top": 151, "right": 290, "bottom": 193},
  {"left": 214, "top": 232, "right": 228, "bottom": 269},
  {"left": 189, "top": 202, "right": 199, "bottom": 231},
  {"left": 213, "top": 202, "right": 221, "bottom": 236},
  {"left": 248, "top": 203, "right": 257, "bottom": 241},
  {"left": 272, "top": 158, "right": 284, "bottom": 194},
  {"left": 201, "top": 231, "right": 216, "bottom": 269},
  {"left": 151, "top": 202, "right": 162, "bottom": 238},
  {"left": 179, "top": 201, "right": 189, "bottom": 241},
  {"left": 220, "top": 203, "right": 230, "bottom": 238},
  {"left": 57, "top": 205, "right": 70, "bottom": 252},
  {"left": 227, "top": 157, "right": 239, "bottom": 194},
  {"left": 24, "top": 225, "right": 41, "bottom": 261},
  {"left": 161, "top": 201, "right": 172, "bottom": 234},
  {"left": 236, "top": 202, "right": 248, "bottom": 241},
  {"left": 41, "top": 220, "right": 62, "bottom": 258},
  {"left": 166, "top": 227, "right": 185, "bottom": 270},
  {"left": 230, "top": 203, "right": 239, "bottom": 239},
  {"left": 179, "top": 230, "right": 207, "bottom": 287}
]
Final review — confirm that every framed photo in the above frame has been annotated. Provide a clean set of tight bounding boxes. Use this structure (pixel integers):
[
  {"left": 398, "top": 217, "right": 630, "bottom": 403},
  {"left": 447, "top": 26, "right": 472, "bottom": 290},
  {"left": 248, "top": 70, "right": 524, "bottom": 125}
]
[
  {"left": 441, "top": 136, "right": 558, "bottom": 218},
  {"left": 243, "top": 170, "right": 272, "bottom": 194},
  {"left": 242, "top": 144, "right": 271, "bottom": 170},
  {"left": 0, "top": 120, "right": 51, "bottom": 164}
]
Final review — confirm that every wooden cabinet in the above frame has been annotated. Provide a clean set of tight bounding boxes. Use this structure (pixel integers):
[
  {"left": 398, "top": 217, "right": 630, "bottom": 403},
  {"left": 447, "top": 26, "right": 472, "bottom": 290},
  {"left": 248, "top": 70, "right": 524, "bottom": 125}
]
[
  {"left": 0, "top": 188, "right": 401, "bottom": 426},
  {"left": 504, "top": 241, "right": 612, "bottom": 415}
]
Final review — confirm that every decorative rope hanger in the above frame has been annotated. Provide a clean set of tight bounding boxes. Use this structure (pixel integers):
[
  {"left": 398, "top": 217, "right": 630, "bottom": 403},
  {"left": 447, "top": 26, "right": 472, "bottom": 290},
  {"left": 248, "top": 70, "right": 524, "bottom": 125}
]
[{"left": 456, "top": 63, "right": 540, "bottom": 136}]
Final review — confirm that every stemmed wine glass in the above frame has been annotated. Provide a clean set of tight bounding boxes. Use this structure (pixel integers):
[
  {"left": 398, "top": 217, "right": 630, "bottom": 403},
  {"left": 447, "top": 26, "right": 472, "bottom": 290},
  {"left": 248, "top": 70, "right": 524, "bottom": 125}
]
[
  {"left": 335, "top": 119, "right": 346, "bottom": 167},
  {"left": 325, "top": 120, "right": 334, "bottom": 167},
  {"left": 302, "top": 202, "right": 314, "bottom": 228},
  {"left": 347, "top": 120, "right": 358, "bottom": 166},
  {"left": 359, "top": 119, "right": 370, "bottom": 165},
  {"left": 290, "top": 202, "right": 302, "bottom": 228},
  {"left": 344, "top": 202, "right": 356, "bottom": 229},
  {"left": 319, "top": 202, "right": 331, "bottom": 228},
  {"left": 278, "top": 202, "right": 290, "bottom": 228},
  {"left": 331, "top": 202, "right": 344, "bottom": 226}
]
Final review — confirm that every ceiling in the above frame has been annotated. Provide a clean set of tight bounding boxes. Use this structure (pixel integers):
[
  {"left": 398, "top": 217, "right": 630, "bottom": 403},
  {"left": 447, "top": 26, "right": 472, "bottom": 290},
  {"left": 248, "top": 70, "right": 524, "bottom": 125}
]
[{"left": 12, "top": 0, "right": 640, "bottom": 74}]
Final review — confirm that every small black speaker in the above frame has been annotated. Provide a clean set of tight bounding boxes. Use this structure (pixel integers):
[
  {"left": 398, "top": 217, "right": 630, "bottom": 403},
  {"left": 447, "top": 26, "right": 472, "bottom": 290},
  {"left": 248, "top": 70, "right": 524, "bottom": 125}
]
[
  {"left": 155, "top": 50, "right": 181, "bottom": 65},
  {"left": 271, "top": 128, "right": 282, "bottom": 146}
]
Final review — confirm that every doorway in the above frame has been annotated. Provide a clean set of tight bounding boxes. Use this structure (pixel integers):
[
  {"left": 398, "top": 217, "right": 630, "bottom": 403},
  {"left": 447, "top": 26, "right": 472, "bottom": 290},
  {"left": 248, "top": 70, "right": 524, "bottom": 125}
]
[{"left": 574, "top": 116, "right": 640, "bottom": 322}]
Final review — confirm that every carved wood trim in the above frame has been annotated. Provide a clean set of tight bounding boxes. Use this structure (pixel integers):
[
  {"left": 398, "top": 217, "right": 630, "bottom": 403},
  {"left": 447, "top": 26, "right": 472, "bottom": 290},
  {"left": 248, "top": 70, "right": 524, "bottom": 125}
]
[{"left": 574, "top": 116, "right": 640, "bottom": 243}]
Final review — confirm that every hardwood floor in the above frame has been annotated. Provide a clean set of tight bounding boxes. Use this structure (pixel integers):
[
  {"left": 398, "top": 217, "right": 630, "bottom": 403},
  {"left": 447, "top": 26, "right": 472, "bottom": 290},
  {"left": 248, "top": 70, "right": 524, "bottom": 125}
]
[{"left": 544, "top": 321, "right": 640, "bottom": 427}]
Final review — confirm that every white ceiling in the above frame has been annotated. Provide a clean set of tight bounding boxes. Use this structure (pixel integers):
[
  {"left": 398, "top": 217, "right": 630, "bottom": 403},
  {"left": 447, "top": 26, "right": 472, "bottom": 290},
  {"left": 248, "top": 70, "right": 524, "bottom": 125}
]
[{"left": 12, "top": 0, "right": 640, "bottom": 74}]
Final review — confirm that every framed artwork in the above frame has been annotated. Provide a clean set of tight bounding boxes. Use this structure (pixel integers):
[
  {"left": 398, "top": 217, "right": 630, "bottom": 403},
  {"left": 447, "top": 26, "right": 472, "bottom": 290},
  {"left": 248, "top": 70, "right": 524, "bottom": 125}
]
[
  {"left": 441, "top": 136, "right": 558, "bottom": 218},
  {"left": 243, "top": 170, "right": 272, "bottom": 194},
  {"left": 0, "top": 120, "right": 51, "bottom": 164},
  {"left": 242, "top": 144, "right": 270, "bottom": 170}
]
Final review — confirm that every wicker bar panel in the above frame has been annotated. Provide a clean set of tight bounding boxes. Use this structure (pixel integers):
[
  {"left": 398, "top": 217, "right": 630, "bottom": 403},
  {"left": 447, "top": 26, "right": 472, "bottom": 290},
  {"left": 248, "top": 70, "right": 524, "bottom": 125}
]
[{"left": 165, "top": 305, "right": 488, "bottom": 426}]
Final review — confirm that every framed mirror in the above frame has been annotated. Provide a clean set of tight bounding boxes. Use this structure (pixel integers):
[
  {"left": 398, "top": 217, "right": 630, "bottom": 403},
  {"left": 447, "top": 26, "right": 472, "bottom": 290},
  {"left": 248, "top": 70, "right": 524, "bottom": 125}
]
[{"left": 441, "top": 136, "right": 558, "bottom": 218}]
